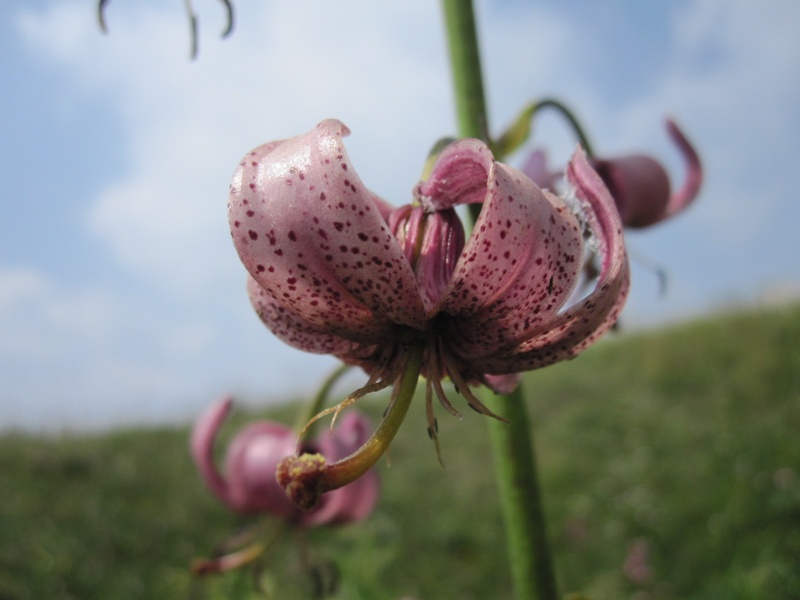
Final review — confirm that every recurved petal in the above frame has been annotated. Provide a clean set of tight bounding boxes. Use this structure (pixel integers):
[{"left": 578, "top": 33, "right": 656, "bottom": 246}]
[
  {"left": 663, "top": 118, "right": 702, "bottom": 221},
  {"left": 484, "top": 373, "right": 521, "bottom": 394},
  {"left": 247, "top": 276, "right": 383, "bottom": 372},
  {"left": 521, "top": 149, "right": 562, "bottom": 192},
  {"left": 425, "top": 139, "right": 583, "bottom": 356},
  {"left": 223, "top": 420, "right": 300, "bottom": 517},
  {"left": 477, "top": 147, "right": 629, "bottom": 373},
  {"left": 190, "top": 397, "right": 234, "bottom": 506},
  {"left": 312, "top": 463, "right": 380, "bottom": 525},
  {"left": 415, "top": 138, "right": 497, "bottom": 211},
  {"left": 229, "top": 119, "right": 426, "bottom": 341}
]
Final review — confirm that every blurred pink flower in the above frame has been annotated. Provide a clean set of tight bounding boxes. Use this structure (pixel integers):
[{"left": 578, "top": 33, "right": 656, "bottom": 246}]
[
  {"left": 520, "top": 149, "right": 562, "bottom": 192},
  {"left": 623, "top": 537, "right": 653, "bottom": 585},
  {"left": 522, "top": 119, "right": 702, "bottom": 229},
  {"left": 191, "top": 396, "right": 379, "bottom": 526}
]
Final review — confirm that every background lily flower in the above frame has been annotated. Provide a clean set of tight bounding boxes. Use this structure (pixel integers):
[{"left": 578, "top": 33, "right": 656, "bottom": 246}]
[
  {"left": 522, "top": 119, "right": 702, "bottom": 229},
  {"left": 520, "top": 149, "right": 562, "bottom": 193},
  {"left": 191, "top": 396, "right": 379, "bottom": 525},
  {"left": 229, "top": 119, "right": 628, "bottom": 508}
]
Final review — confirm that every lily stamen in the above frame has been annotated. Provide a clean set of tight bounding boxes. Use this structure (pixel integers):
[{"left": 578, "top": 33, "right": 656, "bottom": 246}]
[{"left": 277, "top": 340, "right": 425, "bottom": 511}]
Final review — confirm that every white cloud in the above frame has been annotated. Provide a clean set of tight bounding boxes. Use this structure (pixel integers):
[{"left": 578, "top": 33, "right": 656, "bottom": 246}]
[
  {"left": 8, "top": 0, "right": 800, "bottom": 431},
  {"left": 0, "top": 264, "right": 231, "bottom": 430},
  {"left": 617, "top": 0, "right": 800, "bottom": 236},
  {"left": 0, "top": 263, "right": 344, "bottom": 431},
  {"left": 18, "top": 0, "right": 458, "bottom": 299},
  {"left": 568, "top": 0, "right": 800, "bottom": 326},
  {"left": 0, "top": 266, "right": 115, "bottom": 359}
]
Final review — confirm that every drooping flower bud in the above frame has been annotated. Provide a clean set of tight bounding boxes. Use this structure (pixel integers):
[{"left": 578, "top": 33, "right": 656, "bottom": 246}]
[{"left": 521, "top": 119, "right": 702, "bottom": 229}]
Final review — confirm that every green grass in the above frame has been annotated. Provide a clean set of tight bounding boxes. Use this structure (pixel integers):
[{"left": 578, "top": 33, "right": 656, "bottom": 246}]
[{"left": 1, "top": 302, "right": 799, "bottom": 599}]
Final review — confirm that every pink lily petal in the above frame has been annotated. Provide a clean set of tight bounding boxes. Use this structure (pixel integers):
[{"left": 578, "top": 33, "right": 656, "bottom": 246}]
[
  {"left": 414, "top": 139, "right": 496, "bottom": 211},
  {"left": 229, "top": 119, "right": 426, "bottom": 343},
  {"left": 521, "top": 149, "right": 562, "bottom": 192},
  {"left": 662, "top": 118, "right": 702, "bottom": 221},
  {"left": 190, "top": 396, "right": 234, "bottom": 506},
  {"left": 591, "top": 155, "right": 671, "bottom": 228},
  {"left": 223, "top": 419, "right": 300, "bottom": 518},
  {"left": 592, "top": 119, "right": 702, "bottom": 229},
  {"left": 484, "top": 373, "right": 522, "bottom": 394},
  {"left": 190, "top": 397, "right": 299, "bottom": 518},
  {"left": 417, "top": 139, "right": 584, "bottom": 357},
  {"left": 480, "top": 147, "right": 630, "bottom": 372},
  {"left": 192, "top": 398, "right": 380, "bottom": 524},
  {"left": 388, "top": 205, "right": 465, "bottom": 313},
  {"left": 247, "top": 275, "right": 382, "bottom": 371}
]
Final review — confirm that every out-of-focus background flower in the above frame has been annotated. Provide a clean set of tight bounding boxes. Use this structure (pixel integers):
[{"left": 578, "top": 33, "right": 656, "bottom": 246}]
[{"left": 2, "top": 0, "right": 798, "bottom": 431}]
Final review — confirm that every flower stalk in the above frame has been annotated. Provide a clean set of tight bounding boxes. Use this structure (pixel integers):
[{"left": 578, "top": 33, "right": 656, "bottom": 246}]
[
  {"left": 483, "top": 385, "right": 559, "bottom": 600},
  {"left": 441, "top": 1, "right": 559, "bottom": 598},
  {"left": 277, "top": 339, "right": 425, "bottom": 511},
  {"left": 441, "top": 0, "right": 489, "bottom": 144},
  {"left": 294, "top": 363, "right": 351, "bottom": 437},
  {"left": 494, "top": 97, "right": 595, "bottom": 160}
]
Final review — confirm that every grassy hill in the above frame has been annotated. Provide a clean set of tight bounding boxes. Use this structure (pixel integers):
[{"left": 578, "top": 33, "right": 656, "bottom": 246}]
[{"left": 1, "top": 302, "right": 799, "bottom": 600}]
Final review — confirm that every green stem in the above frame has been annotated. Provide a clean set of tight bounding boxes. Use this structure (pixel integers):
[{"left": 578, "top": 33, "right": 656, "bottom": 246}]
[
  {"left": 533, "top": 98, "right": 595, "bottom": 157},
  {"left": 484, "top": 386, "right": 559, "bottom": 600},
  {"left": 322, "top": 340, "right": 424, "bottom": 489},
  {"left": 441, "top": 2, "right": 559, "bottom": 598},
  {"left": 441, "top": 0, "right": 490, "bottom": 143},
  {"left": 277, "top": 342, "right": 425, "bottom": 511},
  {"left": 294, "top": 363, "right": 351, "bottom": 436},
  {"left": 493, "top": 97, "right": 595, "bottom": 160}
]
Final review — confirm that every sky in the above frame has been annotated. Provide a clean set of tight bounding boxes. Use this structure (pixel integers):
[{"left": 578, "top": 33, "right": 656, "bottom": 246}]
[{"left": 2, "top": 0, "right": 799, "bottom": 432}]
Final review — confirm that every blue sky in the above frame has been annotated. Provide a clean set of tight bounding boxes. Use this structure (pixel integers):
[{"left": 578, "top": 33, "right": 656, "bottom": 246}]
[{"left": 2, "top": 0, "right": 799, "bottom": 431}]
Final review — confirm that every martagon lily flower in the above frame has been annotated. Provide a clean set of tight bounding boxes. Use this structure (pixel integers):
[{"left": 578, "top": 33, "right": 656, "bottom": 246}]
[
  {"left": 191, "top": 396, "right": 379, "bottom": 526},
  {"left": 228, "top": 119, "right": 629, "bottom": 510},
  {"left": 522, "top": 119, "right": 703, "bottom": 229}
]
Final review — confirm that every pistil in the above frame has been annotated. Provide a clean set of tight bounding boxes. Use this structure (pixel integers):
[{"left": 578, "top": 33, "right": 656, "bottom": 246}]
[{"left": 277, "top": 339, "right": 425, "bottom": 511}]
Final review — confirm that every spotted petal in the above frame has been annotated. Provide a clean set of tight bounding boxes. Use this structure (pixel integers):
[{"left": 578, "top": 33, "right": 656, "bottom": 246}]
[
  {"left": 229, "top": 119, "right": 426, "bottom": 343},
  {"left": 478, "top": 147, "right": 630, "bottom": 373},
  {"left": 247, "top": 275, "right": 384, "bottom": 372},
  {"left": 416, "top": 139, "right": 584, "bottom": 358}
]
